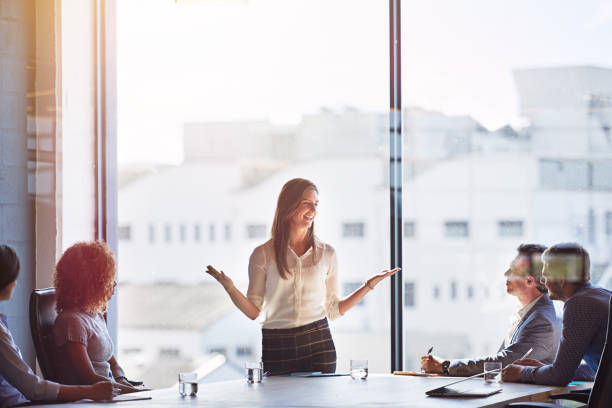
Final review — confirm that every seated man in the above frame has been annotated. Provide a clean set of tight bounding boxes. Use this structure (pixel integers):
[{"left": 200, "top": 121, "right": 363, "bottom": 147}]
[
  {"left": 421, "top": 244, "right": 560, "bottom": 376},
  {"left": 503, "top": 243, "right": 611, "bottom": 385}
]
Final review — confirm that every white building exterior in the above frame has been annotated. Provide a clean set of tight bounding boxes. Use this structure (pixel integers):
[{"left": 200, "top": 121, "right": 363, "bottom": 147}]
[{"left": 116, "top": 66, "right": 612, "bottom": 386}]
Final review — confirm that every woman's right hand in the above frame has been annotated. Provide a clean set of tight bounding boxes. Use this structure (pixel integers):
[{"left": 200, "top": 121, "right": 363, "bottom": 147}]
[
  {"left": 87, "top": 381, "right": 118, "bottom": 400},
  {"left": 205, "top": 265, "right": 234, "bottom": 290}
]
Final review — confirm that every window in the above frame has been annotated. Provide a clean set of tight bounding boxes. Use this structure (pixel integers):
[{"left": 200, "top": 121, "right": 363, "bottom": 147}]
[
  {"left": 342, "top": 222, "right": 365, "bottom": 238},
  {"left": 498, "top": 220, "right": 523, "bottom": 237},
  {"left": 148, "top": 225, "right": 155, "bottom": 244},
  {"left": 209, "top": 224, "right": 215, "bottom": 242},
  {"left": 209, "top": 347, "right": 226, "bottom": 355},
  {"left": 118, "top": 0, "right": 390, "bottom": 384},
  {"left": 236, "top": 346, "right": 252, "bottom": 357},
  {"left": 466, "top": 285, "right": 474, "bottom": 300},
  {"left": 118, "top": 225, "right": 131, "bottom": 241},
  {"left": 539, "top": 159, "right": 590, "bottom": 190},
  {"left": 164, "top": 224, "right": 172, "bottom": 243},
  {"left": 404, "top": 221, "right": 416, "bottom": 238},
  {"left": 179, "top": 224, "right": 186, "bottom": 242},
  {"left": 592, "top": 161, "right": 612, "bottom": 190},
  {"left": 433, "top": 286, "right": 440, "bottom": 300},
  {"left": 444, "top": 221, "right": 469, "bottom": 238},
  {"left": 450, "top": 281, "right": 457, "bottom": 301},
  {"left": 246, "top": 224, "right": 266, "bottom": 239},
  {"left": 194, "top": 224, "right": 201, "bottom": 242},
  {"left": 404, "top": 282, "right": 416, "bottom": 307},
  {"left": 343, "top": 282, "right": 366, "bottom": 306}
]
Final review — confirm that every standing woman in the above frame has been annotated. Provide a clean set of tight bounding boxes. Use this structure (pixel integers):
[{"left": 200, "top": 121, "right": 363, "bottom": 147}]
[{"left": 206, "top": 178, "right": 399, "bottom": 375}]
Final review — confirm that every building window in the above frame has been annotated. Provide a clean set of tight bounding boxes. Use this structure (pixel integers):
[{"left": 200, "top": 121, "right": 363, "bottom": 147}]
[
  {"left": 224, "top": 223, "right": 232, "bottom": 241},
  {"left": 342, "top": 222, "right": 365, "bottom": 238},
  {"left": 209, "top": 224, "right": 215, "bottom": 242},
  {"left": 498, "top": 220, "right": 523, "bottom": 237},
  {"left": 164, "top": 224, "right": 172, "bottom": 243},
  {"left": 404, "top": 282, "right": 416, "bottom": 307},
  {"left": 236, "top": 346, "right": 252, "bottom": 357},
  {"left": 209, "top": 347, "right": 226, "bottom": 355},
  {"left": 247, "top": 224, "right": 266, "bottom": 239},
  {"left": 433, "top": 285, "right": 440, "bottom": 300},
  {"left": 444, "top": 221, "right": 469, "bottom": 238},
  {"left": 606, "top": 212, "right": 612, "bottom": 237},
  {"left": 194, "top": 224, "right": 201, "bottom": 242},
  {"left": 466, "top": 285, "right": 474, "bottom": 300},
  {"left": 118, "top": 225, "right": 131, "bottom": 241},
  {"left": 179, "top": 224, "right": 186, "bottom": 242},
  {"left": 148, "top": 224, "right": 155, "bottom": 244},
  {"left": 404, "top": 221, "right": 416, "bottom": 238},
  {"left": 450, "top": 281, "right": 457, "bottom": 301},
  {"left": 343, "top": 282, "right": 365, "bottom": 306}
]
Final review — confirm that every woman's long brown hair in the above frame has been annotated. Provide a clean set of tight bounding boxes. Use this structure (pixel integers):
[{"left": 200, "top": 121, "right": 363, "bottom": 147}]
[{"left": 271, "top": 178, "right": 318, "bottom": 279}]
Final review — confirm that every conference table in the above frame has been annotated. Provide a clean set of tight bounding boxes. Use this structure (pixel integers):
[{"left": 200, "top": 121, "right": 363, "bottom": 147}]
[{"left": 28, "top": 374, "right": 585, "bottom": 407}]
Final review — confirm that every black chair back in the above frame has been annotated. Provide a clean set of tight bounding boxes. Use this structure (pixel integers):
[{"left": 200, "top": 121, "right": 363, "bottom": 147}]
[
  {"left": 588, "top": 295, "right": 612, "bottom": 408},
  {"left": 29, "top": 288, "right": 59, "bottom": 382}
]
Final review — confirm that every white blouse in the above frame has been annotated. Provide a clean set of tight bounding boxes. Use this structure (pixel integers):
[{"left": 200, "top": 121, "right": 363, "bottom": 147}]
[{"left": 246, "top": 237, "right": 341, "bottom": 329}]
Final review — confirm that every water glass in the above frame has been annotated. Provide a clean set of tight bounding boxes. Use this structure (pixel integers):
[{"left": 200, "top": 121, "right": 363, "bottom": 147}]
[
  {"left": 483, "top": 362, "right": 502, "bottom": 384},
  {"left": 178, "top": 372, "right": 198, "bottom": 397},
  {"left": 350, "top": 359, "right": 368, "bottom": 380},
  {"left": 245, "top": 361, "right": 263, "bottom": 383}
]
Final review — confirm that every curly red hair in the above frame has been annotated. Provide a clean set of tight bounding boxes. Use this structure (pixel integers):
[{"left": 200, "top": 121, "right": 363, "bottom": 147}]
[{"left": 54, "top": 241, "right": 116, "bottom": 313}]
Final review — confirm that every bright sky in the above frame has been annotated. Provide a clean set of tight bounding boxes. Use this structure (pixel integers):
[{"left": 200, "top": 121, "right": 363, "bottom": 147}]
[{"left": 117, "top": 0, "right": 612, "bottom": 165}]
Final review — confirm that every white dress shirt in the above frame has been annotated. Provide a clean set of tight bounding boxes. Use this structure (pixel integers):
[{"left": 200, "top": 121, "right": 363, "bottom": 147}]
[
  {"left": 247, "top": 237, "right": 341, "bottom": 329},
  {"left": 504, "top": 294, "right": 543, "bottom": 348}
]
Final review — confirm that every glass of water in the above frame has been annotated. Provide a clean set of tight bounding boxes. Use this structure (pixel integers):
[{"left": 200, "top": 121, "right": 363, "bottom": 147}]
[
  {"left": 483, "top": 362, "right": 502, "bottom": 384},
  {"left": 350, "top": 359, "right": 368, "bottom": 380},
  {"left": 245, "top": 361, "right": 263, "bottom": 383},
  {"left": 178, "top": 372, "right": 198, "bottom": 397}
]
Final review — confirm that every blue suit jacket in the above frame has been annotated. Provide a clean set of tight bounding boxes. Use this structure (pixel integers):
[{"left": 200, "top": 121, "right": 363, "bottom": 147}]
[{"left": 448, "top": 294, "right": 561, "bottom": 376}]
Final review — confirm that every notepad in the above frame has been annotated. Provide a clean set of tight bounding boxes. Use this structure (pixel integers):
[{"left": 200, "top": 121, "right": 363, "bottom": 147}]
[
  {"left": 393, "top": 371, "right": 444, "bottom": 377},
  {"left": 288, "top": 372, "right": 351, "bottom": 377}
]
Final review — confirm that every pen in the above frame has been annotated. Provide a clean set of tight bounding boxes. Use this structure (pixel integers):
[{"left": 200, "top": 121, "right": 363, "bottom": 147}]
[
  {"left": 427, "top": 346, "right": 433, "bottom": 355},
  {"left": 518, "top": 347, "right": 533, "bottom": 361}
]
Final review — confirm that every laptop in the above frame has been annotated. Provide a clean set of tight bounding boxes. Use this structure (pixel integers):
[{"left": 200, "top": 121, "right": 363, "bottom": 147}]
[
  {"left": 426, "top": 370, "right": 502, "bottom": 398},
  {"left": 426, "top": 383, "right": 502, "bottom": 397}
]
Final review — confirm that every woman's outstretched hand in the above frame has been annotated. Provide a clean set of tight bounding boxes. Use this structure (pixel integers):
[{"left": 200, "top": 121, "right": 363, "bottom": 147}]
[
  {"left": 205, "top": 265, "right": 234, "bottom": 290},
  {"left": 366, "top": 267, "right": 401, "bottom": 289}
]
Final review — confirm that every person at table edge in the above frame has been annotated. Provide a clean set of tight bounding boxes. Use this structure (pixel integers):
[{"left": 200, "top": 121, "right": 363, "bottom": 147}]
[
  {"left": 421, "top": 244, "right": 562, "bottom": 377},
  {"left": 503, "top": 242, "right": 611, "bottom": 385}
]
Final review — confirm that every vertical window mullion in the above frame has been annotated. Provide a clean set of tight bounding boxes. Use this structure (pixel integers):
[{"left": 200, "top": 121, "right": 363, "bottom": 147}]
[{"left": 389, "top": 0, "right": 403, "bottom": 373}]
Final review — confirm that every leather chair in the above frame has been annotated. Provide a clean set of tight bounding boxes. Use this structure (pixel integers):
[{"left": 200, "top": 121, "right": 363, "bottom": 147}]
[
  {"left": 508, "top": 295, "right": 612, "bottom": 408},
  {"left": 29, "top": 288, "right": 59, "bottom": 382}
]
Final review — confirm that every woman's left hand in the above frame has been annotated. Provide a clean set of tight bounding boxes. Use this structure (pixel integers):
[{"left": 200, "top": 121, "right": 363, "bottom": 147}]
[{"left": 366, "top": 268, "right": 401, "bottom": 289}]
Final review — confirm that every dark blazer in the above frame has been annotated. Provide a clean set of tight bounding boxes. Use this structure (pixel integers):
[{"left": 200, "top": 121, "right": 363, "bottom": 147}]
[{"left": 448, "top": 294, "right": 561, "bottom": 376}]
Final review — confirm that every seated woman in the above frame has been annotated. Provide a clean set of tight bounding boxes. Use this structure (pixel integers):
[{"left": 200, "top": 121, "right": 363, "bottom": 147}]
[
  {"left": 0, "top": 244, "right": 116, "bottom": 407},
  {"left": 53, "top": 241, "right": 141, "bottom": 393}
]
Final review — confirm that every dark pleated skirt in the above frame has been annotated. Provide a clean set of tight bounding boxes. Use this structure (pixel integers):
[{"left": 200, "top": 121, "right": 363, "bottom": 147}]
[{"left": 262, "top": 318, "right": 337, "bottom": 375}]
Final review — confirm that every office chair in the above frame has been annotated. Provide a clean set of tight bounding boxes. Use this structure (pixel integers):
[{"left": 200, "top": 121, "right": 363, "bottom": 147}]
[
  {"left": 29, "top": 288, "right": 59, "bottom": 382},
  {"left": 508, "top": 295, "right": 612, "bottom": 408}
]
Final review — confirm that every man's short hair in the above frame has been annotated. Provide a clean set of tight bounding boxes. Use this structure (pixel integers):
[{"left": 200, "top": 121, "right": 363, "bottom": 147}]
[
  {"left": 542, "top": 242, "right": 590, "bottom": 284},
  {"left": 517, "top": 243, "right": 547, "bottom": 293},
  {"left": 0, "top": 245, "right": 20, "bottom": 291}
]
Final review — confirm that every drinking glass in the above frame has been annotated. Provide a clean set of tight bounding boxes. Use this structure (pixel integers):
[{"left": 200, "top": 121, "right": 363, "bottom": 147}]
[
  {"left": 483, "top": 362, "right": 502, "bottom": 384},
  {"left": 245, "top": 361, "right": 263, "bottom": 383},
  {"left": 350, "top": 359, "right": 368, "bottom": 380},
  {"left": 178, "top": 372, "right": 198, "bottom": 397}
]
